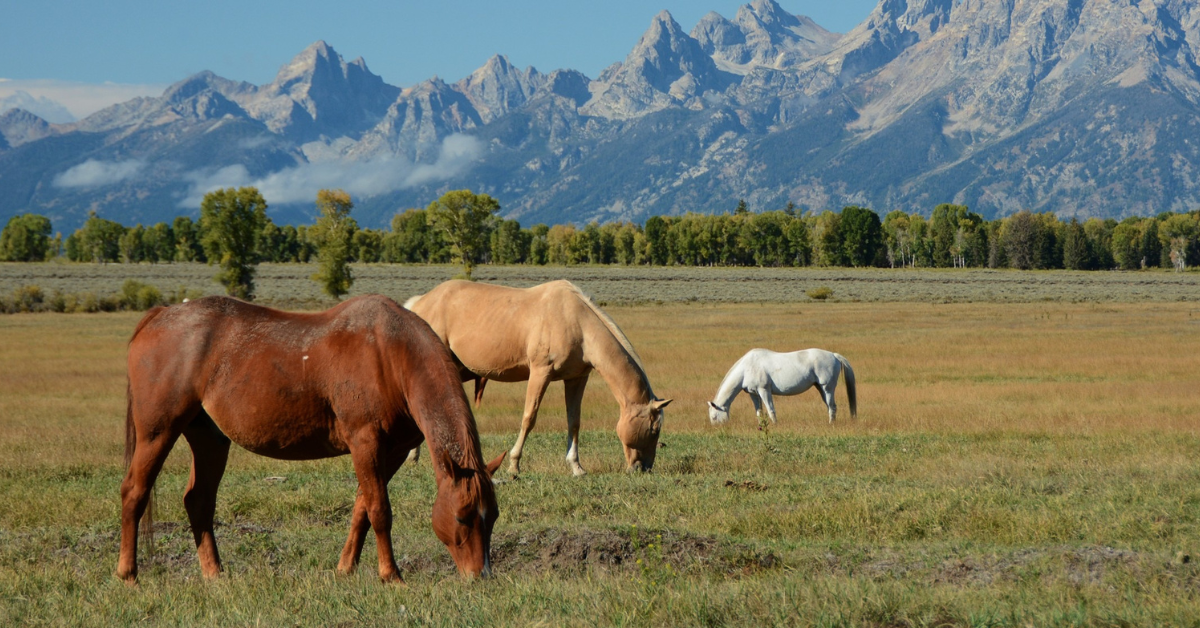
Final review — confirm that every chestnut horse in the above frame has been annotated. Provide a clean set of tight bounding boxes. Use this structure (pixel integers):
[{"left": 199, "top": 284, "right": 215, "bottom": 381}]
[
  {"left": 119, "top": 295, "right": 504, "bottom": 583},
  {"left": 405, "top": 280, "right": 671, "bottom": 476}
]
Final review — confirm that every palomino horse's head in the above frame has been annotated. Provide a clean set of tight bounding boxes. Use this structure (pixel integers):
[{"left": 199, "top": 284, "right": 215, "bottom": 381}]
[
  {"left": 616, "top": 398, "right": 672, "bottom": 472},
  {"left": 431, "top": 450, "right": 506, "bottom": 578},
  {"left": 707, "top": 401, "right": 730, "bottom": 425}
]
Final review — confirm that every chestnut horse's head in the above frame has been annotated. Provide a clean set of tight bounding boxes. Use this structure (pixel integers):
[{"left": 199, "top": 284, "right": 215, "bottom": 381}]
[
  {"left": 431, "top": 450, "right": 505, "bottom": 578},
  {"left": 616, "top": 398, "right": 672, "bottom": 472}
]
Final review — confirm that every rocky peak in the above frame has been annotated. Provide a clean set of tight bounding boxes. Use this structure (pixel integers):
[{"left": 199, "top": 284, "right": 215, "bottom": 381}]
[
  {"left": 537, "top": 69, "right": 592, "bottom": 107},
  {"left": 695, "top": 0, "right": 841, "bottom": 73},
  {"left": 249, "top": 40, "right": 400, "bottom": 141},
  {"left": 456, "top": 54, "right": 545, "bottom": 123},
  {"left": 584, "top": 10, "right": 735, "bottom": 119},
  {"left": 162, "top": 71, "right": 256, "bottom": 105},
  {"left": 0, "top": 108, "right": 53, "bottom": 148},
  {"left": 823, "top": 0, "right": 953, "bottom": 81}
]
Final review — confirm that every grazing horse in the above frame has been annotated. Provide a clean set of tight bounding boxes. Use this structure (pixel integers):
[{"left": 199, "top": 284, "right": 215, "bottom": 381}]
[
  {"left": 707, "top": 348, "right": 856, "bottom": 426},
  {"left": 119, "top": 295, "right": 504, "bottom": 584},
  {"left": 405, "top": 280, "right": 671, "bottom": 476}
]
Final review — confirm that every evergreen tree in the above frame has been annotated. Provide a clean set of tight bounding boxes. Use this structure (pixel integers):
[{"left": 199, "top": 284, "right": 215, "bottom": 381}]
[
  {"left": 839, "top": 206, "right": 883, "bottom": 267},
  {"left": 1062, "top": 218, "right": 1092, "bottom": 270}
]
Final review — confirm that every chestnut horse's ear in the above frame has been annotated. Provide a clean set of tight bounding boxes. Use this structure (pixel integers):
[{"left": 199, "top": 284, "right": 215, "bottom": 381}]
[
  {"left": 651, "top": 398, "right": 673, "bottom": 411},
  {"left": 437, "top": 448, "right": 465, "bottom": 480},
  {"left": 484, "top": 452, "right": 506, "bottom": 477}
]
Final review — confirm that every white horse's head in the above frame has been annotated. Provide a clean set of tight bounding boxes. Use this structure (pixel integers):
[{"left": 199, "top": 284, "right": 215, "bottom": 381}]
[{"left": 707, "top": 401, "right": 730, "bottom": 425}]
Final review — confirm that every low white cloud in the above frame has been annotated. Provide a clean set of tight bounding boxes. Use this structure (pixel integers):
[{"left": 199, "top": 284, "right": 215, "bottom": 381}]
[
  {"left": 54, "top": 159, "right": 146, "bottom": 188},
  {"left": 179, "top": 134, "right": 483, "bottom": 208},
  {"left": 0, "top": 79, "right": 166, "bottom": 119},
  {"left": 0, "top": 90, "right": 76, "bottom": 123}
]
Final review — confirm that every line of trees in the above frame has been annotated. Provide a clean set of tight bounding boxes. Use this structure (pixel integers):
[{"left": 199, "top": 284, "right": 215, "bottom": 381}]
[{"left": 4, "top": 197, "right": 1199, "bottom": 277}]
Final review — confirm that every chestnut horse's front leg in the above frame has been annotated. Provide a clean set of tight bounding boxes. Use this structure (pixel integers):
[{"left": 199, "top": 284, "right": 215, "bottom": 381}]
[
  {"left": 346, "top": 435, "right": 404, "bottom": 583},
  {"left": 337, "top": 449, "right": 406, "bottom": 576}
]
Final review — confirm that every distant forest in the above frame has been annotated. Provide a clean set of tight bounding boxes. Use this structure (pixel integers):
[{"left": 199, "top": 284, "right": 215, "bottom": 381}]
[{"left": 3, "top": 194, "right": 1199, "bottom": 272}]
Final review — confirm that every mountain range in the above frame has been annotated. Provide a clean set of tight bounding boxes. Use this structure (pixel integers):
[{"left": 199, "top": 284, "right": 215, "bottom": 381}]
[{"left": 3, "top": 0, "right": 1200, "bottom": 232}]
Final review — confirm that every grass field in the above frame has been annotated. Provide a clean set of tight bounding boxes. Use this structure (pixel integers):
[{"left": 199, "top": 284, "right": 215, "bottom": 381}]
[
  {"left": 2, "top": 261, "right": 1200, "bottom": 307},
  {"left": 1, "top": 270, "right": 1199, "bottom": 626}
]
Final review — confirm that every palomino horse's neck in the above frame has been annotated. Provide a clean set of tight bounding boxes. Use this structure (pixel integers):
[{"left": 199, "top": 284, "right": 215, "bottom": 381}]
[
  {"left": 712, "top": 363, "right": 744, "bottom": 411},
  {"left": 581, "top": 315, "right": 654, "bottom": 410}
]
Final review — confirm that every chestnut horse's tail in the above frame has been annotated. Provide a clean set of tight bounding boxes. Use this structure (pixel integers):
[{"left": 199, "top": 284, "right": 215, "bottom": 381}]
[{"left": 127, "top": 306, "right": 167, "bottom": 558}]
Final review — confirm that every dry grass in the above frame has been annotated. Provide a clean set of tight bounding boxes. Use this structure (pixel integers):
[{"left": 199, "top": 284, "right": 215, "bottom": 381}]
[{"left": 2, "top": 301, "right": 1199, "bottom": 625}]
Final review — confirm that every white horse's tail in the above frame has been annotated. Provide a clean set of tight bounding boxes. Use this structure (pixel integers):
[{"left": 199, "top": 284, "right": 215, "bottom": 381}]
[
  {"left": 402, "top": 294, "right": 423, "bottom": 310},
  {"left": 835, "top": 353, "right": 857, "bottom": 419}
]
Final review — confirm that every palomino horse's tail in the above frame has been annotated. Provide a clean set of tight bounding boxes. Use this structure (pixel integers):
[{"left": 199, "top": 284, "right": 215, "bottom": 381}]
[
  {"left": 835, "top": 353, "right": 857, "bottom": 419},
  {"left": 402, "top": 294, "right": 423, "bottom": 310},
  {"left": 127, "top": 306, "right": 168, "bottom": 558}
]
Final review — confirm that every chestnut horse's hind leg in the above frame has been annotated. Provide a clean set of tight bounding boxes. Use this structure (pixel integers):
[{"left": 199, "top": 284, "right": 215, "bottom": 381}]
[
  {"left": 347, "top": 435, "right": 404, "bottom": 583},
  {"left": 508, "top": 368, "right": 553, "bottom": 476},
  {"left": 563, "top": 375, "right": 589, "bottom": 477},
  {"left": 181, "top": 414, "right": 231, "bottom": 579},
  {"left": 337, "top": 450, "right": 406, "bottom": 576},
  {"left": 117, "top": 430, "right": 182, "bottom": 582}
]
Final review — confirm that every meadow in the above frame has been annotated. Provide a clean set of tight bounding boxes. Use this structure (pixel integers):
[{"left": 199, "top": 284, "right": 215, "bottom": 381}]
[
  {"left": 2, "top": 261, "right": 1200, "bottom": 308},
  {"left": 1, "top": 266, "right": 1199, "bottom": 626}
]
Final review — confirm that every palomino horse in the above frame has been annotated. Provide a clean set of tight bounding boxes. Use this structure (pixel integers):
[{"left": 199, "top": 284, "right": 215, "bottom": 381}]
[
  {"left": 119, "top": 295, "right": 504, "bottom": 583},
  {"left": 405, "top": 280, "right": 671, "bottom": 476},
  {"left": 708, "top": 348, "right": 857, "bottom": 426}
]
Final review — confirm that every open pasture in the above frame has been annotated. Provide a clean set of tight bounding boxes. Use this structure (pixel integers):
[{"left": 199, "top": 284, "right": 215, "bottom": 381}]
[
  {"left": 2, "top": 261, "right": 1199, "bottom": 307},
  {"left": 1, "top": 297, "right": 1199, "bottom": 625}
]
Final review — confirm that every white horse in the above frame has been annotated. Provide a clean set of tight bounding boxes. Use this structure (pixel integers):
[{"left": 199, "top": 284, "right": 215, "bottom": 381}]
[{"left": 707, "top": 348, "right": 856, "bottom": 426}]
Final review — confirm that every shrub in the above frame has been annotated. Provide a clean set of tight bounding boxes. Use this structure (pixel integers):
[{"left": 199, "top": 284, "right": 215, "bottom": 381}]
[
  {"left": 807, "top": 286, "right": 834, "bottom": 301},
  {"left": 13, "top": 285, "right": 45, "bottom": 312},
  {"left": 120, "top": 280, "right": 165, "bottom": 311},
  {"left": 48, "top": 291, "right": 67, "bottom": 313},
  {"left": 77, "top": 293, "right": 99, "bottom": 313}
]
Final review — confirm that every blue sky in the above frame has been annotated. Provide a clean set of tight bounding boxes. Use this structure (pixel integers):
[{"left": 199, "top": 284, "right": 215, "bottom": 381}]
[{"left": 3, "top": 1, "right": 877, "bottom": 93}]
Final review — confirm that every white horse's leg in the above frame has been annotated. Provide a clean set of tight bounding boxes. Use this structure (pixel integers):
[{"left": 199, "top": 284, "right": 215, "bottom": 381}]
[
  {"left": 818, "top": 381, "right": 838, "bottom": 423},
  {"left": 757, "top": 388, "right": 778, "bottom": 424},
  {"left": 509, "top": 368, "right": 552, "bottom": 476},
  {"left": 563, "top": 375, "right": 589, "bottom": 477},
  {"left": 749, "top": 391, "right": 763, "bottom": 418}
]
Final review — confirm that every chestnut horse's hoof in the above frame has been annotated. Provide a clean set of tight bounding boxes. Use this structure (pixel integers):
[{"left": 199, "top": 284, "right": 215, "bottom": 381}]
[{"left": 380, "top": 572, "right": 406, "bottom": 586}]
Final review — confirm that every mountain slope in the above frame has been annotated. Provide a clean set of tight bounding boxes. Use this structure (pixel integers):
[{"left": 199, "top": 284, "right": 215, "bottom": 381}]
[{"left": 3, "top": 0, "right": 1200, "bottom": 232}]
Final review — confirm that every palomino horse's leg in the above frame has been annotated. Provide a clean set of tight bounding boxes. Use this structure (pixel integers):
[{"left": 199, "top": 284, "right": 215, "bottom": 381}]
[
  {"left": 181, "top": 414, "right": 231, "bottom": 579},
  {"left": 508, "top": 368, "right": 553, "bottom": 476},
  {"left": 563, "top": 374, "right": 590, "bottom": 477},
  {"left": 117, "top": 430, "right": 182, "bottom": 582},
  {"left": 348, "top": 435, "right": 403, "bottom": 583},
  {"left": 338, "top": 450, "right": 406, "bottom": 576}
]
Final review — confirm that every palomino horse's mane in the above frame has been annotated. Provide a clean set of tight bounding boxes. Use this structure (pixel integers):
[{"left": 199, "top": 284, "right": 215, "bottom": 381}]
[{"left": 561, "top": 282, "right": 646, "bottom": 373}]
